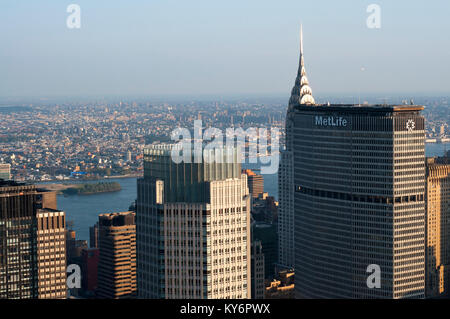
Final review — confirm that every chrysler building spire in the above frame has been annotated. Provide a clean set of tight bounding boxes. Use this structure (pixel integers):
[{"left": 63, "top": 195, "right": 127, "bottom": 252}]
[{"left": 289, "top": 24, "right": 315, "bottom": 106}]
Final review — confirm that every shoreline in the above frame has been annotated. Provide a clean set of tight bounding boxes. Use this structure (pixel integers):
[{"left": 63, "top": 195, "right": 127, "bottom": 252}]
[
  {"left": 33, "top": 173, "right": 142, "bottom": 185},
  {"left": 37, "top": 180, "right": 127, "bottom": 194}
]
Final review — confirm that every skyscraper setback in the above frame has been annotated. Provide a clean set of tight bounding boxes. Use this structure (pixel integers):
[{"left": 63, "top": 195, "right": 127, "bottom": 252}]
[
  {"left": 281, "top": 27, "right": 426, "bottom": 298},
  {"left": 137, "top": 145, "right": 251, "bottom": 299}
]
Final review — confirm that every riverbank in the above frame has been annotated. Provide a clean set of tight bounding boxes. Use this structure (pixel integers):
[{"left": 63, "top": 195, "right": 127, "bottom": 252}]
[
  {"left": 37, "top": 181, "right": 123, "bottom": 195},
  {"left": 32, "top": 173, "right": 142, "bottom": 185}
]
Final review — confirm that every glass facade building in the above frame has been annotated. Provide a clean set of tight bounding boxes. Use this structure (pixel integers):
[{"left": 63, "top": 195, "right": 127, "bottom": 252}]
[
  {"left": 291, "top": 105, "right": 426, "bottom": 299},
  {"left": 0, "top": 182, "right": 38, "bottom": 298}
]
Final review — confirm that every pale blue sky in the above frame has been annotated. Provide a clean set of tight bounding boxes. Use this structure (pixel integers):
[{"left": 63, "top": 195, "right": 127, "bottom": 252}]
[{"left": 0, "top": 0, "right": 449, "bottom": 98}]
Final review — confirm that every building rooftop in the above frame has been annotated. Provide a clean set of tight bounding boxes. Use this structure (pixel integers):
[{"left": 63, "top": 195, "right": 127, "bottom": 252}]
[
  {"left": 0, "top": 180, "right": 27, "bottom": 187},
  {"left": 295, "top": 104, "right": 425, "bottom": 113}
]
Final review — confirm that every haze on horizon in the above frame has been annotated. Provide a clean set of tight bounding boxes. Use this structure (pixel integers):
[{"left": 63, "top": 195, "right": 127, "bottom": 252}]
[{"left": 1, "top": 0, "right": 449, "bottom": 99}]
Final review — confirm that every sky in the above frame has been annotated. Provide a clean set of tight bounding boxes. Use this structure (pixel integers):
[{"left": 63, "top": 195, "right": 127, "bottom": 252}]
[{"left": 0, "top": 0, "right": 449, "bottom": 99}]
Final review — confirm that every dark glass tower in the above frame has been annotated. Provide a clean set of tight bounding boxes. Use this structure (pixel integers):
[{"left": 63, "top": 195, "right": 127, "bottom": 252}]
[
  {"left": 0, "top": 181, "right": 38, "bottom": 298},
  {"left": 292, "top": 105, "right": 426, "bottom": 299}
]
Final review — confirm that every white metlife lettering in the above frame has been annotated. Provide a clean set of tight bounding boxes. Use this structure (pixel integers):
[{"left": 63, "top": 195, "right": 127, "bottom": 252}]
[{"left": 315, "top": 116, "right": 348, "bottom": 127}]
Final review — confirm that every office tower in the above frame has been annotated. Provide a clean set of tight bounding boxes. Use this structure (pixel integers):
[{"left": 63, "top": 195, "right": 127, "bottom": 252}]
[
  {"left": 251, "top": 240, "right": 265, "bottom": 299},
  {"left": 293, "top": 106, "right": 426, "bottom": 299},
  {"left": 278, "top": 26, "right": 314, "bottom": 271},
  {"left": 284, "top": 27, "right": 426, "bottom": 299},
  {"left": 243, "top": 169, "right": 264, "bottom": 199},
  {"left": 253, "top": 222, "right": 278, "bottom": 279},
  {"left": 137, "top": 144, "right": 251, "bottom": 299},
  {"left": 81, "top": 248, "right": 99, "bottom": 296},
  {"left": 1, "top": 181, "right": 67, "bottom": 299},
  {"left": 66, "top": 229, "right": 77, "bottom": 261},
  {"left": 0, "top": 164, "right": 11, "bottom": 180},
  {"left": 252, "top": 193, "right": 278, "bottom": 224},
  {"left": 89, "top": 222, "right": 99, "bottom": 248},
  {"left": 0, "top": 181, "right": 38, "bottom": 298},
  {"left": 36, "top": 208, "right": 67, "bottom": 299},
  {"left": 426, "top": 156, "right": 450, "bottom": 297},
  {"left": 66, "top": 228, "right": 87, "bottom": 264},
  {"left": 97, "top": 212, "right": 136, "bottom": 299}
]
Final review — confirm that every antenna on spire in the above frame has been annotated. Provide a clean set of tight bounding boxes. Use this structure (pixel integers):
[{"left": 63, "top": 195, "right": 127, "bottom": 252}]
[{"left": 300, "top": 24, "right": 304, "bottom": 55}]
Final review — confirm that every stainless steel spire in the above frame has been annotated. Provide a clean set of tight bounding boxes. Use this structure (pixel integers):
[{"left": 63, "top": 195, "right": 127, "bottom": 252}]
[{"left": 289, "top": 25, "right": 315, "bottom": 106}]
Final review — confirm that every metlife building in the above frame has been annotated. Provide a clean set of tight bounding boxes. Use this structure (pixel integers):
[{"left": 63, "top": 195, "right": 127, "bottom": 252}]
[{"left": 292, "top": 104, "right": 426, "bottom": 299}]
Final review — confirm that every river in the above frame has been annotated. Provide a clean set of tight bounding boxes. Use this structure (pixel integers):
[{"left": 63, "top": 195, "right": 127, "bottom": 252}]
[{"left": 58, "top": 143, "right": 449, "bottom": 243}]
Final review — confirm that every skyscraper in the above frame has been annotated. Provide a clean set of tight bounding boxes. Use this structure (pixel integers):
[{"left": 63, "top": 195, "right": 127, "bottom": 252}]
[
  {"left": 251, "top": 239, "right": 265, "bottom": 299},
  {"left": 0, "top": 181, "right": 38, "bottom": 298},
  {"left": 81, "top": 247, "right": 99, "bottom": 296},
  {"left": 36, "top": 208, "right": 67, "bottom": 299},
  {"left": 425, "top": 156, "right": 450, "bottom": 297},
  {"left": 89, "top": 222, "right": 99, "bottom": 248},
  {"left": 137, "top": 144, "right": 251, "bottom": 299},
  {"left": 283, "top": 27, "right": 426, "bottom": 298},
  {"left": 253, "top": 222, "right": 278, "bottom": 280},
  {"left": 97, "top": 211, "right": 136, "bottom": 299},
  {"left": 243, "top": 169, "right": 264, "bottom": 199},
  {"left": 0, "top": 181, "right": 67, "bottom": 299},
  {"left": 278, "top": 25, "right": 314, "bottom": 270}
]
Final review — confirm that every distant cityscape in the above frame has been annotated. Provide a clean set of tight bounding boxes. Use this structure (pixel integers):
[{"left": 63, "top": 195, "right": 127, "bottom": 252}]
[{"left": 0, "top": 96, "right": 448, "bottom": 182}]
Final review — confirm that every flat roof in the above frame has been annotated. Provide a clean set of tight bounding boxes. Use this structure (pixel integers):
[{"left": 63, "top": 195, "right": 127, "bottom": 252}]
[
  {"left": 0, "top": 180, "right": 28, "bottom": 187},
  {"left": 295, "top": 104, "right": 425, "bottom": 113}
]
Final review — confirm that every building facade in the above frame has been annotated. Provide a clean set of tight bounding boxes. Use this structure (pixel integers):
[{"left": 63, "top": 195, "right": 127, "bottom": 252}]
[
  {"left": 0, "top": 182, "right": 38, "bottom": 298},
  {"left": 137, "top": 145, "right": 251, "bottom": 299},
  {"left": 253, "top": 221, "right": 278, "bottom": 280},
  {"left": 243, "top": 169, "right": 264, "bottom": 199},
  {"left": 281, "top": 27, "right": 426, "bottom": 299},
  {"left": 0, "top": 181, "right": 67, "bottom": 299},
  {"left": 81, "top": 247, "right": 99, "bottom": 295},
  {"left": 97, "top": 211, "right": 136, "bottom": 299},
  {"left": 426, "top": 157, "right": 450, "bottom": 297},
  {"left": 292, "top": 105, "right": 426, "bottom": 299},
  {"left": 89, "top": 222, "right": 99, "bottom": 248},
  {"left": 278, "top": 149, "right": 295, "bottom": 269},
  {"left": 251, "top": 239, "right": 265, "bottom": 299},
  {"left": 36, "top": 208, "right": 67, "bottom": 299},
  {"left": 278, "top": 26, "right": 313, "bottom": 271}
]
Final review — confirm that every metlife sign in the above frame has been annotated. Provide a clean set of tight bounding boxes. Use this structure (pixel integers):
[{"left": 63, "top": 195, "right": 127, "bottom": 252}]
[{"left": 314, "top": 116, "right": 348, "bottom": 128}]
